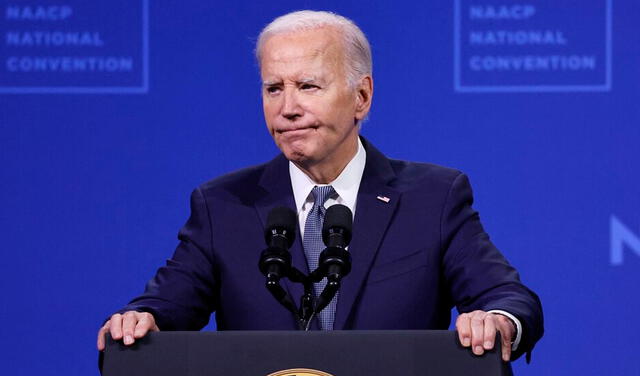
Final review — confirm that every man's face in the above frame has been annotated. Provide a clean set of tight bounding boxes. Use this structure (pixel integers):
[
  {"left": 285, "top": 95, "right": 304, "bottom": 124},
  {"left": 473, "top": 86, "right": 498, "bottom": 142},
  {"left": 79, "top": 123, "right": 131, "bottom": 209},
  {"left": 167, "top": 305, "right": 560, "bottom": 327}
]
[{"left": 260, "top": 27, "right": 362, "bottom": 169}]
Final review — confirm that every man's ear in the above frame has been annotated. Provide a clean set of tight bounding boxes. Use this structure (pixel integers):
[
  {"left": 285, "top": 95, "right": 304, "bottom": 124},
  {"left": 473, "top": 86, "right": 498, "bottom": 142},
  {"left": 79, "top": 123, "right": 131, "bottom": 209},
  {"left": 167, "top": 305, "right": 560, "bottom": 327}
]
[{"left": 355, "top": 75, "right": 373, "bottom": 120}]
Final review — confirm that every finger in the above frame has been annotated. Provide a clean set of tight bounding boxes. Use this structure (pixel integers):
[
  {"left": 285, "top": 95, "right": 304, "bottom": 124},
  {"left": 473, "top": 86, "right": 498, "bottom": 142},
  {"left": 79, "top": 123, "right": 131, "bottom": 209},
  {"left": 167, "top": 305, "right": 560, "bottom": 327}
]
[
  {"left": 470, "top": 311, "right": 486, "bottom": 355},
  {"left": 455, "top": 314, "right": 471, "bottom": 347},
  {"left": 121, "top": 312, "right": 138, "bottom": 345},
  {"left": 97, "top": 321, "right": 110, "bottom": 351},
  {"left": 109, "top": 314, "right": 124, "bottom": 340},
  {"left": 483, "top": 314, "right": 496, "bottom": 350},
  {"left": 497, "top": 318, "right": 514, "bottom": 362},
  {"left": 133, "top": 312, "right": 156, "bottom": 338},
  {"left": 501, "top": 335, "right": 512, "bottom": 362}
]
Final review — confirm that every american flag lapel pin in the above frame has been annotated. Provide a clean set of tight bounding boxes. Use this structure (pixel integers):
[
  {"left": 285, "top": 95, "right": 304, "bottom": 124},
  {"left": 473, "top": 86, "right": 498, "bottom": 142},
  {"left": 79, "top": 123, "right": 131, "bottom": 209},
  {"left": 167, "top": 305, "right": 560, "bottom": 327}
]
[{"left": 376, "top": 195, "right": 390, "bottom": 203}]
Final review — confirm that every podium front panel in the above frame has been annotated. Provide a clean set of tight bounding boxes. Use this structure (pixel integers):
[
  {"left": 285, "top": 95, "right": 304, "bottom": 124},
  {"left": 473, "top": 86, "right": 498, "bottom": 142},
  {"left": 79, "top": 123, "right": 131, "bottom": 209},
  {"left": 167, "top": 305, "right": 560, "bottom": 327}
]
[{"left": 102, "top": 330, "right": 513, "bottom": 376}]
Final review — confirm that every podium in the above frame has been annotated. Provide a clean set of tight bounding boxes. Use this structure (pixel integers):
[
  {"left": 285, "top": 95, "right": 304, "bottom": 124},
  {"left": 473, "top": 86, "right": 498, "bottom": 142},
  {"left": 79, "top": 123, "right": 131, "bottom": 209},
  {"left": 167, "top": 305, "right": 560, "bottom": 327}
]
[{"left": 102, "top": 330, "right": 513, "bottom": 376}]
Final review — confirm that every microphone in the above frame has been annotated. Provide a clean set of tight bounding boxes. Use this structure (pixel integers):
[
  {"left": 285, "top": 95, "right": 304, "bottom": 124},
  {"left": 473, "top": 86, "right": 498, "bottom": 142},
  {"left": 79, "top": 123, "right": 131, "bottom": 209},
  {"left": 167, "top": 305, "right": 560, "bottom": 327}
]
[
  {"left": 322, "top": 204, "right": 353, "bottom": 248},
  {"left": 258, "top": 206, "right": 300, "bottom": 320},
  {"left": 259, "top": 206, "right": 297, "bottom": 283},
  {"left": 314, "top": 204, "right": 353, "bottom": 314},
  {"left": 320, "top": 204, "right": 353, "bottom": 281}
]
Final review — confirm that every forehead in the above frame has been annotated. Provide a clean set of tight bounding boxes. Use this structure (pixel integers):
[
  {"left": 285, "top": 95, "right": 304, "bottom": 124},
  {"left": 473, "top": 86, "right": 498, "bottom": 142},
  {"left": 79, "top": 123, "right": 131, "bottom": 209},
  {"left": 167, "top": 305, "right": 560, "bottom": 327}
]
[{"left": 260, "top": 27, "right": 345, "bottom": 79}]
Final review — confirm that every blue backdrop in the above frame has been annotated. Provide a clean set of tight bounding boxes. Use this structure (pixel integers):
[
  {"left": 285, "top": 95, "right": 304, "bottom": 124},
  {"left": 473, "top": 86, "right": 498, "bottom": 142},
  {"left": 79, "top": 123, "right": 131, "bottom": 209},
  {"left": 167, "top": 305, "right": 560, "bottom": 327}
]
[{"left": 1, "top": 1, "right": 638, "bottom": 374}]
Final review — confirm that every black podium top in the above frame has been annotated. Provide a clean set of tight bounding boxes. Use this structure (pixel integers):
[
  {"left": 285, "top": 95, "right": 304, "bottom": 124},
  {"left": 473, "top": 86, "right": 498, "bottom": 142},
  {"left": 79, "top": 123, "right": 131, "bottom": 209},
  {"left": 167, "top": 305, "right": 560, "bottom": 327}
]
[{"left": 102, "top": 330, "right": 513, "bottom": 376}]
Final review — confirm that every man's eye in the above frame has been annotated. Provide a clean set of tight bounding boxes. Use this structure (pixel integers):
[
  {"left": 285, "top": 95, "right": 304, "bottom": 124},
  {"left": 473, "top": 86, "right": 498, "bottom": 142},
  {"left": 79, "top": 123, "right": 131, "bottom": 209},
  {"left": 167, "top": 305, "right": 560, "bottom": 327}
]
[
  {"left": 266, "top": 86, "right": 281, "bottom": 94},
  {"left": 300, "top": 84, "right": 319, "bottom": 90}
]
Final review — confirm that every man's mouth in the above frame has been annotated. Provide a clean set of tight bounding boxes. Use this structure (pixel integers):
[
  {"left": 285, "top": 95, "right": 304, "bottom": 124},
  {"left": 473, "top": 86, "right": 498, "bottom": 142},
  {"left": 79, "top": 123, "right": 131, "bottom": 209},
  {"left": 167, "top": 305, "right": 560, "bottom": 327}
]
[{"left": 277, "top": 126, "right": 317, "bottom": 134}]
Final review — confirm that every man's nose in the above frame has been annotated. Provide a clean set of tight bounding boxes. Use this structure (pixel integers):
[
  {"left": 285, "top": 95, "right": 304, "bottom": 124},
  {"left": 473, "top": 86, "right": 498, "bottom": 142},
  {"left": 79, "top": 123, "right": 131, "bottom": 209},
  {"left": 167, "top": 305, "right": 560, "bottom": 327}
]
[{"left": 281, "top": 87, "right": 302, "bottom": 120}]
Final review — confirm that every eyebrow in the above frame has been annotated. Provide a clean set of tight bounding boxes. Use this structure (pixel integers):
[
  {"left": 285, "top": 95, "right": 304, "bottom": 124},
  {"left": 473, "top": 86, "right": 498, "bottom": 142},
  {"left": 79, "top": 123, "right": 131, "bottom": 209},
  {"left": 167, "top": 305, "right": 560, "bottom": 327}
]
[{"left": 262, "top": 77, "right": 320, "bottom": 87}]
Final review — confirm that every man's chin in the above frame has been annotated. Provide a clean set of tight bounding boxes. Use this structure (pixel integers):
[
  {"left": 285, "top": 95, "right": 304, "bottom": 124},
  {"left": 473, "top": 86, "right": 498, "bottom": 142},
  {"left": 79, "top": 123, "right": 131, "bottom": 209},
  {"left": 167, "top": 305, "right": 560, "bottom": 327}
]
[
  {"left": 283, "top": 150, "right": 311, "bottom": 164},
  {"left": 279, "top": 143, "right": 314, "bottom": 163}
]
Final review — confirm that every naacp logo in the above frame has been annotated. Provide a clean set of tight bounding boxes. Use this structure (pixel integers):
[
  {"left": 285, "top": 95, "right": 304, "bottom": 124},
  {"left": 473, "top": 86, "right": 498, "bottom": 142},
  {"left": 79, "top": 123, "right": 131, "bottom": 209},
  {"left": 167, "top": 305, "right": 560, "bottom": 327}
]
[
  {"left": 454, "top": 0, "right": 612, "bottom": 92},
  {"left": 268, "top": 368, "right": 335, "bottom": 376},
  {"left": 0, "top": 0, "right": 149, "bottom": 94}
]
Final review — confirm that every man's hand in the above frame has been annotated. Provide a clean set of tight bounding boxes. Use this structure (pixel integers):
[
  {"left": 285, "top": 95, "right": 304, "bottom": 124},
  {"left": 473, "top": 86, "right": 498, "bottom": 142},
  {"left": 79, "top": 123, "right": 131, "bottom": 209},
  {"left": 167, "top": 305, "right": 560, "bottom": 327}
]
[
  {"left": 97, "top": 311, "right": 159, "bottom": 351},
  {"left": 456, "top": 310, "right": 515, "bottom": 362}
]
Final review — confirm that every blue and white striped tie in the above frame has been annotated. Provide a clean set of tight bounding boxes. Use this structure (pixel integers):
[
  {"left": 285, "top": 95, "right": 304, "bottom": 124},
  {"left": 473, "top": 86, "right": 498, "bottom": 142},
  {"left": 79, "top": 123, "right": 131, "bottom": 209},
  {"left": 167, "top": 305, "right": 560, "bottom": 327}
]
[{"left": 303, "top": 185, "right": 338, "bottom": 330}]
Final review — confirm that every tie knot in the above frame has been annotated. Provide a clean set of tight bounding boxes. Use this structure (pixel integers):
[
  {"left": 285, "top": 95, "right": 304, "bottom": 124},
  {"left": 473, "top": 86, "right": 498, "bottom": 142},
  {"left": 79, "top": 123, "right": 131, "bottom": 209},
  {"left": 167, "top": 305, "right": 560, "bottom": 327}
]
[{"left": 311, "top": 185, "right": 336, "bottom": 208}]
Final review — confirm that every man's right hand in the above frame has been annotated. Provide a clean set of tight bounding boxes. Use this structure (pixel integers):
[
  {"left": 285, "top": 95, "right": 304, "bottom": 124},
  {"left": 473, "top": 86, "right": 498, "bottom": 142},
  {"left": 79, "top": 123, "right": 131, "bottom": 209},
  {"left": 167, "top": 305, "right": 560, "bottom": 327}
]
[{"left": 97, "top": 311, "right": 159, "bottom": 351}]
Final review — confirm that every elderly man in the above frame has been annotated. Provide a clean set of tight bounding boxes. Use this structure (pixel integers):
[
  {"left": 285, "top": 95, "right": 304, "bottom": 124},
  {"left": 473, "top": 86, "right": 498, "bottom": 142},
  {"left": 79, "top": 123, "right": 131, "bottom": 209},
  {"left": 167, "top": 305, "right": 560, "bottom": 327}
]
[{"left": 97, "top": 10, "right": 543, "bottom": 362}]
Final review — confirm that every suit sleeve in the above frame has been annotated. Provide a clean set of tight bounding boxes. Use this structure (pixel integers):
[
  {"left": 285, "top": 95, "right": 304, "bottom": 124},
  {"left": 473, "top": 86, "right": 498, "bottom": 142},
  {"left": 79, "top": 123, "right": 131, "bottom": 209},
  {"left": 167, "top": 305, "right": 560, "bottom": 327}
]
[
  {"left": 115, "top": 187, "right": 219, "bottom": 331},
  {"left": 440, "top": 172, "right": 544, "bottom": 361}
]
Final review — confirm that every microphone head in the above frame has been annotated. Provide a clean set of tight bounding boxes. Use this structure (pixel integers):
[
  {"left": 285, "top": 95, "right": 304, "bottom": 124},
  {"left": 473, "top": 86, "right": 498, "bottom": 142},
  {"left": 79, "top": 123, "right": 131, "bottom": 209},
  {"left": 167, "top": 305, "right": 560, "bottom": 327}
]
[
  {"left": 265, "top": 206, "right": 297, "bottom": 248},
  {"left": 322, "top": 204, "right": 353, "bottom": 246}
]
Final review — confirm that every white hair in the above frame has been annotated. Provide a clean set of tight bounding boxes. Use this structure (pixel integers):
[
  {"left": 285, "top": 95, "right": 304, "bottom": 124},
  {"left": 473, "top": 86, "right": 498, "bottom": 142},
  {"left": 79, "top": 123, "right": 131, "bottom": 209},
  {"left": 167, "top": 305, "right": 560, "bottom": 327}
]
[{"left": 256, "top": 10, "right": 372, "bottom": 88}]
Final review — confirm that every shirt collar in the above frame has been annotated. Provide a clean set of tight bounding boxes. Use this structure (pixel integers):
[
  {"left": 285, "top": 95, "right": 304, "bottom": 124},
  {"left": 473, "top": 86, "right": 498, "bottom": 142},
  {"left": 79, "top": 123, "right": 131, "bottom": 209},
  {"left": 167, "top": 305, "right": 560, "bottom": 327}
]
[{"left": 289, "top": 138, "right": 366, "bottom": 213}]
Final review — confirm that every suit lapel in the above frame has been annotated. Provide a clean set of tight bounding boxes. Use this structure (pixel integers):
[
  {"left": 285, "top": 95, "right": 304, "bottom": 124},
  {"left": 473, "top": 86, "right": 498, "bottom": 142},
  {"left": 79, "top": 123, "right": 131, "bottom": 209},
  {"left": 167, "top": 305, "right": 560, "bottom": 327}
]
[{"left": 333, "top": 139, "right": 400, "bottom": 329}]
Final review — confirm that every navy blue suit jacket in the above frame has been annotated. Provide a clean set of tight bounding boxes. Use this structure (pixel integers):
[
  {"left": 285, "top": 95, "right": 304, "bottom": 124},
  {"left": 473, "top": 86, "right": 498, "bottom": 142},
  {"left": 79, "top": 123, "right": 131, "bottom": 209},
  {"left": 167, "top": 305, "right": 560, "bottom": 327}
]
[{"left": 120, "top": 138, "right": 543, "bottom": 360}]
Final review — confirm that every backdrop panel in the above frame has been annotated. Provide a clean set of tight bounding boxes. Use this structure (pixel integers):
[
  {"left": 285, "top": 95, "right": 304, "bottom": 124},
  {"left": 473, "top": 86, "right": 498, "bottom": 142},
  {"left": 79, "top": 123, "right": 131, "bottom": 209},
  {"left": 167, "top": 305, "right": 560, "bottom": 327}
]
[{"left": 1, "top": 1, "right": 638, "bottom": 375}]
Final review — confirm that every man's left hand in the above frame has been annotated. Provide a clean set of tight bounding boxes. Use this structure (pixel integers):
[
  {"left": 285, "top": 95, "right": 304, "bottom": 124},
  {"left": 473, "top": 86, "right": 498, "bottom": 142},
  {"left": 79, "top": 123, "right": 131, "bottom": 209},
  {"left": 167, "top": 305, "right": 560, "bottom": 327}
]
[{"left": 456, "top": 310, "right": 515, "bottom": 362}]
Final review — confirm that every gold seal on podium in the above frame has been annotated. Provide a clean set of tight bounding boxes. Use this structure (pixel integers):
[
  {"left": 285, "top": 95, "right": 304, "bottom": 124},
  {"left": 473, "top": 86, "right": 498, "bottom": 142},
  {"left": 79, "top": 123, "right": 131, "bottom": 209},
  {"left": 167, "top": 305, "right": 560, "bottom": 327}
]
[{"left": 267, "top": 368, "right": 335, "bottom": 376}]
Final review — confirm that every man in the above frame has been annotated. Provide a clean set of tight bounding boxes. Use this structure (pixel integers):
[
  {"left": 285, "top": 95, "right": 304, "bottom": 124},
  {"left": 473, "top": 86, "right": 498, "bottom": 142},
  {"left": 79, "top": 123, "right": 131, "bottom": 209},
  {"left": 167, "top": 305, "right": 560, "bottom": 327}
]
[{"left": 97, "top": 10, "right": 543, "bottom": 362}]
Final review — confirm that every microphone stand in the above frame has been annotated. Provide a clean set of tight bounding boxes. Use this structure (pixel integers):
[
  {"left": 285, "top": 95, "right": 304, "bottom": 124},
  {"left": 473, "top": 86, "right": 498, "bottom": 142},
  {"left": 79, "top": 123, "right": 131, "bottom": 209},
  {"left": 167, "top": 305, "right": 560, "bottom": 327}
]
[
  {"left": 286, "top": 267, "right": 314, "bottom": 330},
  {"left": 260, "top": 259, "right": 349, "bottom": 331},
  {"left": 264, "top": 264, "right": 341, "bottom": 331}
]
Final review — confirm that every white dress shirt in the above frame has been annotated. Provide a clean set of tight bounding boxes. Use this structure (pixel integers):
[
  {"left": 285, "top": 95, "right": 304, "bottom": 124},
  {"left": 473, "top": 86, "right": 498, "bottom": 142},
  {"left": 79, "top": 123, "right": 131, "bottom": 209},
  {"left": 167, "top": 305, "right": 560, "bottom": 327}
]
[
  {"left": 287, "top": 138, "right": 522, "bottom": 351},
  {"left": 289, "top": 138, "right": 366, "bottom": 239}
]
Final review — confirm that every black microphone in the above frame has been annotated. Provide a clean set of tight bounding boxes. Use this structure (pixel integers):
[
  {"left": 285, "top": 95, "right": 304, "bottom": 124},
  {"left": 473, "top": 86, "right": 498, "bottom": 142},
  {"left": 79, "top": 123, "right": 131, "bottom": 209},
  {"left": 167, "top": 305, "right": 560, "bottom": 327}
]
[
  {"left": 258, "top": 206, "right": 300, "bottom": 320},
  {"left": 320, "top": 204, "right": 353, "bottom": 281},
  {"left": 259, "top": 206, "right": 297, "bottom": 283},
  {"left": 322, "top": 204, "right": 353, "bottom": 248},
  {"left": 315, "top": 204, "right": 353, "bottom": 314}
]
